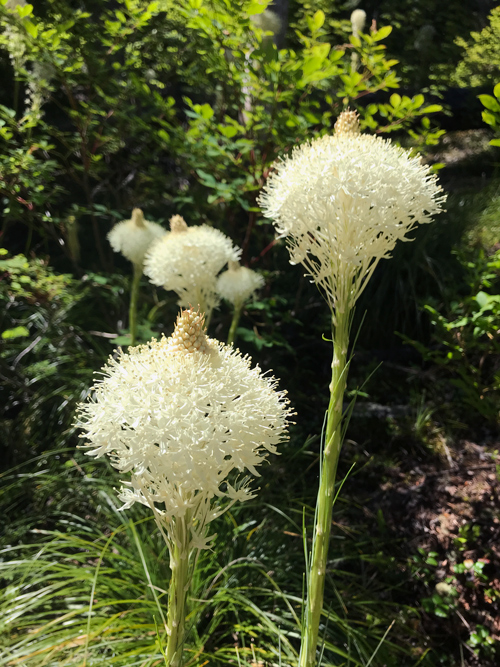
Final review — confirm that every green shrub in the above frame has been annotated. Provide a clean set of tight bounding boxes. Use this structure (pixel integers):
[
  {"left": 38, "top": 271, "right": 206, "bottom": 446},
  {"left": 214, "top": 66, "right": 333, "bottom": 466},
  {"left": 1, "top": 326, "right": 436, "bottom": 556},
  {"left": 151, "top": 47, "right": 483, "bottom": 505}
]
[
  {"left": 454, "top": 7, "right": 500, "bottom": 88},
  {"left": 0, "top": 247, "right": 121, "bottom": 468},
  {"left": 406, "top": 248, "right": 500, "bottom": 423}
]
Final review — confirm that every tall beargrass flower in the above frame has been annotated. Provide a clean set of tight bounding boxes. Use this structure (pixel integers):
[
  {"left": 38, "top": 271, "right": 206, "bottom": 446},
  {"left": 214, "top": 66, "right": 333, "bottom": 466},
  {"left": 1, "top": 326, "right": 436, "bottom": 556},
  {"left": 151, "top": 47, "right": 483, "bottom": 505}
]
[
  {"left": 259, "top": 110, "right": 445, "bottom": 667},
  {"left": 350, "top": 9, "right": 366, "bottom": 71},
  {"left": 77, "top": 308, "right": 292, "bottom": 666},
  {"left": 216, "top": 261, "right": 265, "bottom": 344},
  {"left": 144, "top": 216, "right": 240, "bottom": 326},
  {"left": 108, "top": 208, "right": 165, "bottom": 345}
]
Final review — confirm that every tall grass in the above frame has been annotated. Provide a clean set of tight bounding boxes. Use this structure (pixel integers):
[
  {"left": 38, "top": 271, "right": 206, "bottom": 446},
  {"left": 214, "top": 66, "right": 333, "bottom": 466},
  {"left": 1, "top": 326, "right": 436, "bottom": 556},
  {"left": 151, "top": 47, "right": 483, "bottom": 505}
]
[{"left": 0, "top": 449, "right": 421, "bottom": 667}]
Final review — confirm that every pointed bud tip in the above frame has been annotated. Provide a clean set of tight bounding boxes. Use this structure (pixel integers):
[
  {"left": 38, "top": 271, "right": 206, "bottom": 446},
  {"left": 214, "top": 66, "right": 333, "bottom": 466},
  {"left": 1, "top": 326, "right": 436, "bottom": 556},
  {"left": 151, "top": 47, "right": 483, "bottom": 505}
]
[
  {"left": 170, "top": 214, "right": 188, "bottom": 233},
  {"left": 131, "top": 208, "right": 146, "bottom": 228},
  {"left": 334, "top": 109, "right": 361, "bottom": 136},
  {"left": 169, "top": 308, "right": 210, "bottom": 355}
]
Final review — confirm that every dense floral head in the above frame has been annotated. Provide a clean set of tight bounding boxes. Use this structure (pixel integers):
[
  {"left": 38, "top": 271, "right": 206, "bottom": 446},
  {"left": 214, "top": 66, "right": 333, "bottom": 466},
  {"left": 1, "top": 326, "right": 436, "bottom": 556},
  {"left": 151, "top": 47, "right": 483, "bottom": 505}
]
[
  {"left": 216, "top": 261, "right": 265, "bottom": 308},
  {"left": 350, "top": 9, "right": 366, "bottom": 35},
  {"left": 144, "top": 218, "right": 241, "bottom": 317},
  {"left": 108, "top": 208, "right": 166, "bottom": 266},
  {"left": 258, "top": 113, "right": 446, "bottom": 315},
  {"left": 76, "top": 308, "right": 291, "bottom": 550}
]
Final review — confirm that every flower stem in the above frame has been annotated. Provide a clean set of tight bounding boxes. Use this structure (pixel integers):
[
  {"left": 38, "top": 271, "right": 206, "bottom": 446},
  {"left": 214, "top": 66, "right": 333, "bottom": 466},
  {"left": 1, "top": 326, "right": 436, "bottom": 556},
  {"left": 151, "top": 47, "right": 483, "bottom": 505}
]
[
  {"left": 165, "top": 518, "right": 190, "bottom": 667},
  {"left": 299, "top": 309, "right": 350, "bottom": 667},
  {"left": 227, "top": 302, "right": 243, "bottom": 345},
  {"left": 129, "top": 262, "right": 142, "bottom": 346}
]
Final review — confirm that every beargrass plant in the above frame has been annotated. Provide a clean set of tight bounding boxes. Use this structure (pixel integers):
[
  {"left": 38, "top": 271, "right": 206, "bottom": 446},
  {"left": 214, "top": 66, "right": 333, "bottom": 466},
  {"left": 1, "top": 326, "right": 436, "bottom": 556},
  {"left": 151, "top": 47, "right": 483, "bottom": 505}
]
[
  {"left": 144, "top": 217, "right": 241, "bottom": 328},
  {"left": 107, "top": 208, "right": 166, "bottom": 346},
  {"left": 75, "top": 308, "right": 292, "bottom": 666},
  {"left": 259, "top": 110, "right": 445, "bottom": 667},
  {"left": 216, "top": 261, "right": 265, "bottom": 344}
]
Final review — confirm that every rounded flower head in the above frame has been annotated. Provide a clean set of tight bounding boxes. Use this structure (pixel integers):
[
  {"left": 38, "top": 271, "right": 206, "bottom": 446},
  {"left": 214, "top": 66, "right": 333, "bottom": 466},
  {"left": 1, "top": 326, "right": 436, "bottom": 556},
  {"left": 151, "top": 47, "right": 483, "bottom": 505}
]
[
  {"left": 76, "top": 308, "right": 291, "bottom": 550},
  {"left": 216, "top": 261, "right": 265, "bottom": 308},
  {"left": 108, "top": 208, "right": 166, "bottom": 266},
  {"left": 144, "top": 215, "right": 241, "bottom": 319},
  {"left": 258, "top": 112, "right": 446, "bottom": 315},
  {"left": 350, "top": 9, "right": 366, "bottom": 36}
]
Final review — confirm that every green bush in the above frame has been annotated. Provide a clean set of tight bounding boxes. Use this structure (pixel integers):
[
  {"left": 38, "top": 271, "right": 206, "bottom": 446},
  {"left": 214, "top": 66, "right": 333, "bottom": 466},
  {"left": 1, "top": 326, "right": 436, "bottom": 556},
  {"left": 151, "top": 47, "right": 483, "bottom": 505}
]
[
  {"left": 406, "top": 248, "right": 500, "bottom": 423},
  {"left": 454, "top": 7, "right": 500, "bottom": 88},
  {"left": 0, "top": 247, "right": 122, "bottom": 468},
  {"left": 0, "top": 0, "right": 443, "bottom": 273}
]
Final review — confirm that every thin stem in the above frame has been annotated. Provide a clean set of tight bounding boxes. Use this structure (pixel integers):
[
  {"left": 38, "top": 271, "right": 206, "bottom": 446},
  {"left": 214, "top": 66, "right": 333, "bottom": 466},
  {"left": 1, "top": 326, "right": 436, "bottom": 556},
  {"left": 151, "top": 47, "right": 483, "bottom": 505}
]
[
  {"left": 129, "top": 262, "right": 142, "bottom": 346},
  {"left": 299, "top": 308, "right": 351, "bottom": 667},
  {"left": 13, "top": 77, "right": 20, "bottom": 115},
  {"left": 227, "top": 302, "right": 243, "bottom": 345},
  {"left": 165, "top": 518, "right": 191, "bottom": 667}
]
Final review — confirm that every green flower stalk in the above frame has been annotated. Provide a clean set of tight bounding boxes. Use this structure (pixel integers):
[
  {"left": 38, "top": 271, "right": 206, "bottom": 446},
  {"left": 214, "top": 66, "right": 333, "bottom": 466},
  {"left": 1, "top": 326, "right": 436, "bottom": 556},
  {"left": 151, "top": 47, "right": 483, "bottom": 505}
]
[
  {"left": 216, "top": 261, "right": 265, "bottom": 344},
  {"left": 164, "top": 515, "right": 191, "bottom": 667},
  {"left": 76, "top": 309, "right": 292, "bottom": 665},
  {"left": 129, "top": 261, "right": 142, "bottom": 347},
  {"left": 350, "top": 9, "right": 366, "bottom": 72},
  {"left": 108, "top": 208, "right": 165, "bottom": 346},
  {"left": 259, "top": 110, "right": 445, "bottom": 666}
]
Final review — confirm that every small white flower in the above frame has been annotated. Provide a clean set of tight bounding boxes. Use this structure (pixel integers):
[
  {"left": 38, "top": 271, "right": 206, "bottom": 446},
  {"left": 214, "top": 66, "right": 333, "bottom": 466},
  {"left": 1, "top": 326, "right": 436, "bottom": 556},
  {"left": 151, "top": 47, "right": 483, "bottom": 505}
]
[
  {"left": 108, "top": 208, "right": 166, "bottom": 266},
  {"left": 216, "top": 261, "right": 265, "bottom": 309},
  {"left": 351, "top": 9, "right": 366, "bottom": 37},
  {"left": 3, "top": 1, "right": 28, "bottom": 69},
  {"left": 258, "top": 112, "right": 446, "bottom": 314},
  {"left": 76, "top": 309, "right": 292, "bottom": 550},
  {"left": 144, "top": 216, "right": 241, "bottom": 319}
]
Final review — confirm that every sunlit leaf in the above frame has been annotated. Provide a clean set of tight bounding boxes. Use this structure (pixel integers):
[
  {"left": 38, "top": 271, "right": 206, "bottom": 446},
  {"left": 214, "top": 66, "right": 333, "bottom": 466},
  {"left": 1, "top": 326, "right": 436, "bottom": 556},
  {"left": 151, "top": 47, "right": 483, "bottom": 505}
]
[{"left": 1, "top": 326, "right": 30, "bottom": 339}]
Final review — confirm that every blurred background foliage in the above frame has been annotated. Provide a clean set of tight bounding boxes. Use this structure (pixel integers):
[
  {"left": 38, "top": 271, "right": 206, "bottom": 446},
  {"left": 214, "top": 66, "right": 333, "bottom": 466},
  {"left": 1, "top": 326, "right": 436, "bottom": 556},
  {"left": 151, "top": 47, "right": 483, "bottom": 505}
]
[{"left": 0, "top": 0, "right": 499, "bottom": 665}]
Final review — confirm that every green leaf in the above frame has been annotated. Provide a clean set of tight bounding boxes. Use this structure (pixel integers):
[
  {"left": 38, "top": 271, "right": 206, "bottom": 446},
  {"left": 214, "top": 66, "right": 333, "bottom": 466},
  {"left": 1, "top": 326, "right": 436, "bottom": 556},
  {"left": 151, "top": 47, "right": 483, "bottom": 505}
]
[
  {"left": 307, "top": 10, "right": 325, "bottom": 34},
  {"left": 199, "top": 103, "right": 214, "bottom": 120},
  {"left": 434, "top": 607, "right": 449, "bottom": 618},
  {"left": 246, "top": 0, "right": 269, "bottom": 16},
  {"left": 475, "top": 291, "right": 490, "bottom": 309},
  {"left": 489, "top": 137, "right": 500, "bottom": 146},
  {"left": 218, "top": 124, "right": 238, "bottom": 138},
  {"left": 302, "top": 56, "right": 323, "bottom": 77},
  {"left": 311, "top": 42, "right": 330, "bottom": 60},
  {"left": 24, "top": 19, "right": 38, "bottom": 38},
  {"left": 478, "top": 94, "right": 500, "bottom": 112},
  {"left": 482, "top": 110, "right": 496, "bottom": 126},
  {"left": 2, "top": 326, "right": 30, "bottom": 339},
  {"left": 157, "top": 129, "right": 170, "bottom": 143},
  {"left": 330, "top": 48, "right": 344, "bottom": 63},
  {"left": 113, "top": 334, "right": 132, "bottom": 346},
  {"left": 373, "top": 25, "right": 392, "bottom": 41},
  {"left": 390, "top": 93, "right": 401, "bottom": 107},
  {"left": 420, "top": 104, "right": 442, "bottom": 114},
  {"left": 494, "top": 82, "right": 500, "bottom": 99},
  {"left": 412, "top": 94, "right": 424, "bottom": 108},
  {"left": 16, "top": 3, "right": 33, "bottom": 18},
  {"left": 196, "top": 168, "right": 217, "bottom": 187}
]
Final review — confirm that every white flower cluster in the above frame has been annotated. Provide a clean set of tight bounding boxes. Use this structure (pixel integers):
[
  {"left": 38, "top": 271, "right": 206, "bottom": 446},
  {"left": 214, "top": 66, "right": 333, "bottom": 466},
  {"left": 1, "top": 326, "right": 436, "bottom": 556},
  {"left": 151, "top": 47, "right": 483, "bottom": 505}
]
[
  {"left": 216, "top": 261, "right": 265, "bottom": 308},
  {"left": 77, "top": 309, "right": 291, "bottom": 550},
  {"left": 258, "top": 112, "right": 446, "bottom": 315},
  {"left": 144, "top": 216, "right": 241, "bottom": 318},
  {"left": 108, "top": 208, "right": 165, "bottom": 266},
  {"left": 3, "top": 0, "right": 28, "bottom": 70}
]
